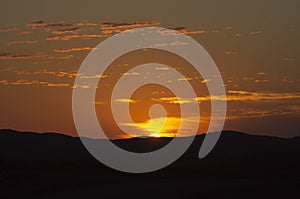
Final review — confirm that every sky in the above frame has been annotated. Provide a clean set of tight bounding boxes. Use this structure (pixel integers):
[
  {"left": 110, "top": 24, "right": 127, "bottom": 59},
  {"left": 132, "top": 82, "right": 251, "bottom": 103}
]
[{"left": 0, "top": 0, "right": 299, "bottom": 138}]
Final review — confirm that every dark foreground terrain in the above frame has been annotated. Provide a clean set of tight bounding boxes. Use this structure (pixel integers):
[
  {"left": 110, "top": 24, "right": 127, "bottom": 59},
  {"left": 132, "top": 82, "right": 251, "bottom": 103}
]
[{"left": 0, "top": 129, "right": 300, "bottom": 198}]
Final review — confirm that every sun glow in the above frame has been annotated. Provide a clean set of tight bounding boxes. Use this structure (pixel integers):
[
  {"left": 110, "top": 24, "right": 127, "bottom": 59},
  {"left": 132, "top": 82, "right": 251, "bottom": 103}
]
[{"left": 134, "top": 116, "right": 180, "bottom": 137}]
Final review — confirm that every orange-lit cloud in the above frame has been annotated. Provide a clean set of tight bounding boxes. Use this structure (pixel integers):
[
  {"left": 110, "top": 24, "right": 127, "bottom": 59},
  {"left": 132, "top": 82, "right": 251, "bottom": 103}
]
[
  {"left": 52, "top": 27, "right": 79, "bottom": 35},
  {"left": 150, "top": 90, "right": 300, "bottom": 104},
  {"left": 25, "top": 20, "right": 47, "bottom": 27},
  {"left": 25, "top": 20, "right": 72, "bottom": 28},
  {"left": 154, "top": 41, "right": 188, "bottom": 47},
  {"left": 100, "top": 22, "right": 160, "bottom": 35},
  {"left": 0, "top": 79, "right": 69, "bottom": 87},
  {"left": 18, "top": 31, "right": 32, "bottom": 35},
  {"left": 0, "top": 53, "right": 43, "bottom": 60},
  {"left": 171, "top": 27, "right": 207, "bottom": 35},
  {"left": 47, "top": 55, "right": 74, "bottom": 59},
  {"left": 248, "top": 31, "right": 263, "bottom": 35},
  {"left": 158, "top": 27, "right": 206, "bottom": 36},
  {"left": 115, "top": 99, "right": 136, "bottom": 103},
  {"left": 54, "top": 47, "right": 94, "bottom": 53},
  {"left": 8, "top": 41, "right": 37, "bottom": 46},
  {"left": 255, "top": 72, "right": 267, "bottom": 76},
  {"left": 226, "top": 104, "right": 300, "bottom": 120},
  {"left": 76, "top": 22, "right": 98, "bottom": 26},
  {"left": 47, "top": 34, "right": 105, "bottom": 41},
  {"left": 177, "top": 77, "right": 193, "bottom": 81},
  {"left": 122, "top": 72, "right": 140, "bottom": 76},
  {"left": 0, "top": 27, "right": 19, "bottom": 32},
  {"left": 120, "top": 116, "right": 199, "bottom": 137},
  {"left": 14, "top": 69, "right": 78, "bottom": 78},
  {"left": 225, "top": 51, "right": 238, "bottom": 55},
  {"left": 226, "top": 90, "right": 300, "bottom": 101}
]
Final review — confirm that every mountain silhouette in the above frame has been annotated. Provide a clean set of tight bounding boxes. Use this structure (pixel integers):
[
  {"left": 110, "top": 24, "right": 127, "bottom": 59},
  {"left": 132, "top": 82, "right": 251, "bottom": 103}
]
[{"left": 0, "top": 129, "right": 299, "bottom": 198}]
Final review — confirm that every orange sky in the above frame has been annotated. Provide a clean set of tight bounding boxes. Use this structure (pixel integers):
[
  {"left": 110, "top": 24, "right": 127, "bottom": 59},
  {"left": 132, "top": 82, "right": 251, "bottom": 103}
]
[{"left": 0, "top": 0, "right": 299, "bottom": 138}]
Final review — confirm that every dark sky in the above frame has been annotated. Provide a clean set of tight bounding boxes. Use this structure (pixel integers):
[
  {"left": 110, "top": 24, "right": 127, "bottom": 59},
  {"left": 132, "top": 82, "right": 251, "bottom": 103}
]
[{"left": 0, "top": 0, "right": 299, "bottom": 138}]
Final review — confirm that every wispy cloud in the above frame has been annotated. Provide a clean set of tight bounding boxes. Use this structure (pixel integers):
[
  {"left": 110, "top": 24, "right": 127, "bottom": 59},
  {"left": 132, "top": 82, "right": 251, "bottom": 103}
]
[
  {"left": 122, "top": 72, "right": 140, "bottom": 76},
  {"left": 14, "top": 69, "right": 78, "bottom": 78},
  {"left": 171, "top": 27, "right": 206, "bottom": 35},
  {"left": 225, "top": 51, "right": 238, "bottom": 55},
  {"left": 8, "top": 41, "right": 37, "bottom": 46},
  {"left": 52, "top": 27, "right": 79, "bottom": 35},
  {"left": 47, "top": 55, "right": 74, "bottom": 59},
  {"left": 0, "top": 79, "right": 69, "bottom": 87},
  {"left": 75, "top": 22, "right": 98, "bottom": 26},
  {"left": 0, "top": 27, "right": 19, "bottom": 32},
  {"left": 0, "top": 53, "right": 43, "bottom": 60},
  {"left": 227, "top": 104, "right": 300, "bottom": 120},
  {"left": 150, "top": 90, "right": 300, "bottom": 104},
  {"left": 101, "top": 22, "right": 159, "bottom": 35},
  {"left": 226, "top": 90, "right": 300, "bottom": 101},
  {"left": 25, "top": 20, "right": 72, "bottom": 28},
  {"left": 281, "top": 57, "right": 295, "bottom": 61},
  {"left": 13, "top": 69, "right": 110, "bottom": 80},
  {"left": 47, "top": 34, "right": 105, "bottom": 41},
  {"left": 54, "top": 47, "right": 94, "bottom": 53},
  {"left": 154, "top": 41, "right": 188, "bottom": 47},
  {"left": 158, "top": 27, "right": 206, "bottom": 36},
  {"left": 248, "top": 31, "right": 263, "bottom": 35},
  {"left": 115, "top": 98, "right": 136, "bottom": 103}
]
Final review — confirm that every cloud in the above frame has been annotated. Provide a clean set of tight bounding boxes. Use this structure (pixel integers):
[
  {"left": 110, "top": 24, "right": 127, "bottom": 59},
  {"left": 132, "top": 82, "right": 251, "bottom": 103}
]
[
  {"left": 177, "top": 77, "right": 193, "bottom": 81},
  {"left": 79, "top": 74, "right": 108, "bottom": 79},
  {"left": 154, "top": 41, "right": 188, "bottom": 47},
  {"left": 150, "top": 90, "right": 300, "bottom": 104},
  {"left": 8, "top": 41, "right": 37, "bottom": 46},
  {"left": 47, "top": 55, "right": 73, "bottom": 59},
  {"left": 47, "top": 34, "right": 105, "bottom": 41},
  {"left": 120, "top": 116, "right": 200, "bottom": 137},
  {"left": 100, "top": 22, "right": 160, "bottom": 35},
  {"left": 101, "top": 22, "right": 159, "bottom": 34},
  {"left": 226, "top": 104, "right": 300, "bottom": 120},
  {"left": 54, "top": 47, "right": 94, "bottom": 53},
  {"left": 158, "top": 27, "right": 206, "bottom": 36},
  {"left": 155, "top": 67, "right": 169, "bottom": 71},
  {"left": 0, "top": 52, "right": 74, "bottom": 60},
  {"left": 13, "top": 69, "right": 110, "bottom": 80},
  {"left": 255, "top": 72, "right": 267, "bottom": 76},
  {"left": 281, "top": 76, "right": 299, "bottom": 84},
  {"left": 0, "top": 79, "right": 69, "bottom": 87},
  {"left": 14, "top": 69, "right": 78, "bottom": 78},
  {"left": 18, "top": 31, "right": 32, "bottom": 35},
  {"left": 76, "top": 22, "right": 98, "bottom": 26},
  {"left": 25, "top": 20, "right": 47, "bottom": 27},
  {"left": 0, "top": 53, "right": 43, "bottom": 60},
  {"left": 171, "top": 27, "right": 206, "bottom": 35},
  {"left": 122, "top": 72, "right": 140, "bottom": 76},
  {"left": 0, "top": 27, "right": 18, "bottom": 32},
  {"left": 152, "top": 97, "right": 197, "bottom": 104},
  {"left": 225, "top": 51, "right": 238, "bottom": 55},
  {"left": 25, "top": 20, "right": 72, "bottom": 28},
  {"left": 226, "top": 90, "right": 300, "bottom": 101},
  {"left": 115, "top": 98, "right": 136, "bottom": 103},
  {"left": 281, "top": 57, "right": 295, "bottom": 61},
  {"left": 52, "top": 27, "right": 79, "bottom": 35},
  {"left": 248, "top": 31, "right": 263, "bottom": 35}
]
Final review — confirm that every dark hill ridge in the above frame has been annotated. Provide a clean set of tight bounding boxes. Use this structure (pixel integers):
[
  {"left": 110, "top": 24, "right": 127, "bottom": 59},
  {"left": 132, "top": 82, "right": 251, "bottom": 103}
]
[{"left": 0, "top": 129, "right": 300, "bottom": 198}]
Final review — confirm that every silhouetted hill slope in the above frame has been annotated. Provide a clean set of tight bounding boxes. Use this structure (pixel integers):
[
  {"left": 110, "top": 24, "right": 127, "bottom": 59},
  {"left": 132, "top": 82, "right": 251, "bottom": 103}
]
[{"left": 0, "top": 129, "right": 300, "bottom": 198}]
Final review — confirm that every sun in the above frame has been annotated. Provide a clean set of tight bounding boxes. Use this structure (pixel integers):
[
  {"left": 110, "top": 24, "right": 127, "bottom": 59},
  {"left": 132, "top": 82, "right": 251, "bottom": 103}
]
[{"left": 149, "top": 133, "right": 161, "bottom": 138}]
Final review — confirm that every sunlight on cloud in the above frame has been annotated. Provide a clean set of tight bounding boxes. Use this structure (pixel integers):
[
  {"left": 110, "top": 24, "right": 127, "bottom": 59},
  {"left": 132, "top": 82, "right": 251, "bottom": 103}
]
[{"left": 115, "top": 99, "right": 136, "bottom": 103}]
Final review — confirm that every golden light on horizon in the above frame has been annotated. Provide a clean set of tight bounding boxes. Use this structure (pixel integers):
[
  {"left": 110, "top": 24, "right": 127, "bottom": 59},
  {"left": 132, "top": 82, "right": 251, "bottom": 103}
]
[{"left": 129, "top": 116, "right": 183, "bottom": 137}]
